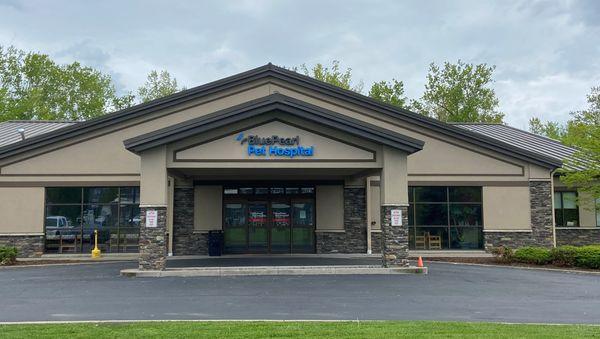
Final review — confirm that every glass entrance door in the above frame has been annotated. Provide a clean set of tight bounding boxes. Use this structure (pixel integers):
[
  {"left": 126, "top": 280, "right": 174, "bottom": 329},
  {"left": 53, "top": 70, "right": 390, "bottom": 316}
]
[
  {"left": 248, "top": 202, "right": 268, "bottom": 252},
  {"left": 223, "top": 202, "right": 247, "bottom": 253},
  {"left": 270, "top": 201, "right": 291, "bottom": 253},
  {"left": 291, "top": 200, "right": 315, "bottom": 253},
  {"left": 222, "top": 186, "right": 316, "bottom": 254}
]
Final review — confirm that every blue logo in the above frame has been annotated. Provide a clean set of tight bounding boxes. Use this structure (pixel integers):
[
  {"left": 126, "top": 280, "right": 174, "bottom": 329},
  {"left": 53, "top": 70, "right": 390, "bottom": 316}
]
[{"left": 235, "top": 132, "right": 314, "bottom": 158}]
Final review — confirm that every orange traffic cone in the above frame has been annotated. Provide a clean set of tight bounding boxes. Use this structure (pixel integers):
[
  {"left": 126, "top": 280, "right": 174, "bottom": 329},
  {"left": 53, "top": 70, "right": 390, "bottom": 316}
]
[{"left": 417, "top": 256, "right": 424, "bottom": 267}]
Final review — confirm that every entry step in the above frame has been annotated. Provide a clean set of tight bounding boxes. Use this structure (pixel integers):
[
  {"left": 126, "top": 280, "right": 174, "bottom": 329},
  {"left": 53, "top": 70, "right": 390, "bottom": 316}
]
[{"left": 121, "top": 265, "right": 427, "bottom": 277}]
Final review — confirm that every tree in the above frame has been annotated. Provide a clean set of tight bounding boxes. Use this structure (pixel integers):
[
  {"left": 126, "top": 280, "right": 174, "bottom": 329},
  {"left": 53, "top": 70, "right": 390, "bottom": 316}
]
[
  {"left": 528, "top": 117, "right": 567, "bottom": 141},
  {"left": 559, "top": 87, "right": 600, "bottom": 199},
  {"left": 297, "top": 60, "right": 363, "bottom": 93},
  {"left": 0, "top": 45, "right": 126, "bottom": 121},
  {"left": 415, "top": 60, "right": 505, "bottom": 123},
  {"left": 368, "top": 79, "right": 409, "bottom": 109},
  {"left": 137, "top": 70, "right": 182, "bottom": 103}
]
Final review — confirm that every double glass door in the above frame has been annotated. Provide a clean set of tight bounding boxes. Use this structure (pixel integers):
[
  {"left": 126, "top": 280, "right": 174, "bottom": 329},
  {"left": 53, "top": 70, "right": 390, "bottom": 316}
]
[{"left": 223, "top": 199, "right": 315, "bottom": 254}]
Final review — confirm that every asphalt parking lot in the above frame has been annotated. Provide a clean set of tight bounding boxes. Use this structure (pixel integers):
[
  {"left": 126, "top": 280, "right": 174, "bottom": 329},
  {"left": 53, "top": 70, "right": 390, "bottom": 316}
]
[{"left": 1, "top": 260, "right": 599, "bottom": 323}]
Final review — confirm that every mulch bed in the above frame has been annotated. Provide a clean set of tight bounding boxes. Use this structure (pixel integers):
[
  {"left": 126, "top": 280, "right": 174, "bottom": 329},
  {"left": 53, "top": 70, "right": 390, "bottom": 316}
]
[
  {"left": 1, "top": 259, "right": 109, "bottom": 267},
  {"left": 426, "top": 257, "right": 600, "bottom": 272}
]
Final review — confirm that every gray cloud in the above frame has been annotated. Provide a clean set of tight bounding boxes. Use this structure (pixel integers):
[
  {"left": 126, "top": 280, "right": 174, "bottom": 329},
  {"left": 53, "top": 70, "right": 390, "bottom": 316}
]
[{"left": 0, "top": 0, "right": 598, "bottom": 128}]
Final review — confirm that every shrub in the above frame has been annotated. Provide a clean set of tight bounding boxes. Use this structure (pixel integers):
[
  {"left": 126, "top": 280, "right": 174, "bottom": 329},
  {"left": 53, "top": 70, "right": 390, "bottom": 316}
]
[
  {"left": 0, "top": 246, "right": 18, "bottom": 265},
  {"left": 574, "top": 245, "right": 600, "bottom": 269},
  {"left": 550, "top": 246, "right": 579, "bottom": 267},
  {"left": 513, "top": 247, "right": 551, "bottom": 265},
  {"left": 490, "top": 246, "right": 513, "bottom": 263}
]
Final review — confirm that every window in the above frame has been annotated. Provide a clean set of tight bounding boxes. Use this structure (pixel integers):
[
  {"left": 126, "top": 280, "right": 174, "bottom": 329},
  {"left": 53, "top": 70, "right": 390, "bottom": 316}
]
[
  {"left": 554, "top": 191, "right": 579, "bottom": 227},
  {"left": 408, "top": 186, "right": 483, "bottom": 250},
  {"left": 44, "top": 187, "right": 140, "bottom": 254}
]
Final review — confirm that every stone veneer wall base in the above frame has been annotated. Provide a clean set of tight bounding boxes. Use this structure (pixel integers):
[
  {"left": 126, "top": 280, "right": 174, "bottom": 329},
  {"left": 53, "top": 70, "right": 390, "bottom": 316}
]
[
  {"left": 316, "top": 188, "right": 369, "bottom": 254},
  {"left": 556, "top": 228, "right": 600, "bottom": 246},
  {"left": 139, "top": 207, "right": 167, "bottom": 270},
  {"left": 172, "top": 187, "right": 209, "bottom": 256},
  {"left": 0, "top": 235, "right": 44, "bottom": 258},
  {"left": 381, "top": 205, "right": 409, "bottom": 267}
]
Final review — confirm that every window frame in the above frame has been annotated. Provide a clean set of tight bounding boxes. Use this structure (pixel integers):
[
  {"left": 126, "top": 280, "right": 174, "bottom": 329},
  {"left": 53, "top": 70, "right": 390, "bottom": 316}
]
[
  {"left": 44, "top": 186, "right": 141, "bottom": 253},
  {"left": 408, "top": 186, "right": 483, "bottom": 250},
  {"left": 554, "top": 191, "right": 579, "bottom": 227}
]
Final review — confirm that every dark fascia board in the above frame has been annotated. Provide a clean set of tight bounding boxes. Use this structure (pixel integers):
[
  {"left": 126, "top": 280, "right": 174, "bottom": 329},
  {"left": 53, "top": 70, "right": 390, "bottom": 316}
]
[
  {"left": 0, "top": 62, "right": 561, "bottom": 168},
  {"left": 124, "top": 93, "right": 425, "bottom": 154}
]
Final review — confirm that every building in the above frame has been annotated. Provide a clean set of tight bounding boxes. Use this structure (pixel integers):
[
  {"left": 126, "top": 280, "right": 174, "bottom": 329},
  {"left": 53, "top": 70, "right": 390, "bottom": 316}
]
[{"left": 0, "top": 64, "right": 597, "bottom": 269}]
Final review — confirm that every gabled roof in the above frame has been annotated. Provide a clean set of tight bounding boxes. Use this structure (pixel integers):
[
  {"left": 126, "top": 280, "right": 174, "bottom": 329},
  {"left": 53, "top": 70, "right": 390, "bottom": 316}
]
[
  {"left": 0, "top": 63, "right": 562, "bottom": 168},
  {"left": 0, "top": 120, "right": 77, "bottom": 147},
  {"left": 453, "top": 123, "right": 585, "bottom": 171},
  {"left": 124, "top": 93, "right": 425, "bottom": 154}
]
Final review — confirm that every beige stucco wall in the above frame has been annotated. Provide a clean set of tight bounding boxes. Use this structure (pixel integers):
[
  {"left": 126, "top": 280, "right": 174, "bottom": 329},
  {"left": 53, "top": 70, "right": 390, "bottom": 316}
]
[
  {"left": 176, "top": 120, "right": 375, "bottom": 162},
  {"left": 316, "top": 185, "right": 344, "bottom": 231},
  {"left": 0, "top": 82, "right": 272, "bottom": 178},
  {"left": 140, "top": 146, "right": 168, "bottom": 206},
  {"left": 194, "top": 185, "right": 222, "bottom": 231},
  {"left": 269, "top": 81, "right": 551, "bottom": 182},
  {"left": 166, "top": 112, "right": 382, "bottom": 170},
  {"left": 369, "top": 184, "right": 381, "bottom": 230},
  {"left": 0, "top": 78, "right": 553, "bottom": 182},
  {"left": 0, "top": 187, "right": 44, "bottom": 234},
  {"left": 483, "top": 186, "right": 531, "bottom": 230}
]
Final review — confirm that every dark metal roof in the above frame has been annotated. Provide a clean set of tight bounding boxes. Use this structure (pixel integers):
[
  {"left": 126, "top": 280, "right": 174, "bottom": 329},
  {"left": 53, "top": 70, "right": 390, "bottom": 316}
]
[
  {"left": 0, "top": 120, "right": 77, "bottom": 147},
  {"left": 453, "top": 123, "right": 583, "bottom": 171},
  {"left": 0, "top": 63, "right": 562, "bottom": 168},
  {"left": 124, "top": 93, "right": 425, "bottom": 154}
]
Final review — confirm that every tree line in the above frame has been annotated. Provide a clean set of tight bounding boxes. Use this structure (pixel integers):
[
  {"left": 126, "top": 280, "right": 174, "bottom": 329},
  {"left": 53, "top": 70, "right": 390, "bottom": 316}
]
[{"left": 0, "top": 45, "right": 596, "bottom": 197}]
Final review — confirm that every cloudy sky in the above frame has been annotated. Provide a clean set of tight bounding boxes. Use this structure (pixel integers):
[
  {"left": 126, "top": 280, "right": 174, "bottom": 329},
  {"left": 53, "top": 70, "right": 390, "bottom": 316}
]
[{"left": 0, "top": 0, "right": 598, "bottom": 128}]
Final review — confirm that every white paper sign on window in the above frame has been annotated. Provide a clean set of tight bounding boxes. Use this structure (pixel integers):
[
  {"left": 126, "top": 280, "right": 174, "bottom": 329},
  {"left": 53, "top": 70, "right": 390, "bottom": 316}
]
[
  {"left": 391, "top": 209, "right": 402, "bottom": 226},
  {"left": 146, "top": 209, "right": 158, "bottom": 228}
]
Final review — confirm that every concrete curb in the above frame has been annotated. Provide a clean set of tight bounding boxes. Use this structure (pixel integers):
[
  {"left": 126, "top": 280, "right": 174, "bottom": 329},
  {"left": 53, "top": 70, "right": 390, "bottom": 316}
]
[
  {"left": 121, "top": 265, "right": 427, "bottom": 277},
  {"left": 428, "top": 260, "right": 600, "bottom": 275}
]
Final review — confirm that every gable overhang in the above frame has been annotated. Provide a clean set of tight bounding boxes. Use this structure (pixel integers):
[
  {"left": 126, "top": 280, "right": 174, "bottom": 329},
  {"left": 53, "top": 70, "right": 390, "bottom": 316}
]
[
  {"left": 0, "top": 63, "right": 562, "bottom": 169},
  {"left": 123, "top": 94, "right": 424, "bottom": 155}
]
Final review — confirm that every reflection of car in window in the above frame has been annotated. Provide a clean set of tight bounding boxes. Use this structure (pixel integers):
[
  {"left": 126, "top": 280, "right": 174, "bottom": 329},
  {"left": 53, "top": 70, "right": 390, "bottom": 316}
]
[{"left": 45, "top": 216, "right": 77, "bottom": 237}]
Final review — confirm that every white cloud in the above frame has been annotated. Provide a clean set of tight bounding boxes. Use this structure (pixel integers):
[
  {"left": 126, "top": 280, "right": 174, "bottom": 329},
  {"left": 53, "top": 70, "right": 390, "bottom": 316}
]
[{"left": 0, "top": 0, "right": 597, "bottom": 127}]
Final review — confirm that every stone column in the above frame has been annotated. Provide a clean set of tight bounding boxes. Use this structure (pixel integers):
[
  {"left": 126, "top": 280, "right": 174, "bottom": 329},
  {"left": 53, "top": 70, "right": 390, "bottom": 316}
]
[
  {"left": 380, "top": 146, "right": 410, "bottom": 267},
  {"left": 381, "top": 205, "right": 409, "bottom": 267},
  {"left": 529, "top": 180, "right": 554, "bottom": 248},
  {"left": 139, "top": 207, "right": 168, "bottom": 270},
  {"left": 138, "top": 146, "right": 169, "bottom": 270}
]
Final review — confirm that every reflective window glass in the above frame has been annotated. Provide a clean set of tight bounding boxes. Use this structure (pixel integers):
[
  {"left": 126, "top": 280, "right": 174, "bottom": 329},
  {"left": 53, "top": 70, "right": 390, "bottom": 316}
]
[
  {"left": 84, "top": 187, "right": 119, "bottom": 204},
  {"left": 449, "top": 204, "right": 482, "bottom": 226},
  {"left": 414, "top": 187, "right": 446, "bottom": 202},
  {"left": 46, "top": 187, "right": 82, "bottom": 204},
  {"left": 449, "top": 187, "right": 481, "bottom": 202},
  {"left": 414, "top": 203, "right": 448, "bottom": 226},
  {"left": 119, "top": 187, "right": 140, "bottom": 204}
]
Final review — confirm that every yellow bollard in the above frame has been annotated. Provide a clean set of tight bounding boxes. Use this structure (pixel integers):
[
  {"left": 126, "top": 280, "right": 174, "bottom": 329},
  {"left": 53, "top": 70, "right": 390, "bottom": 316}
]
[{"left": 91, "top": 229, "right": 101, "bottom": 259}]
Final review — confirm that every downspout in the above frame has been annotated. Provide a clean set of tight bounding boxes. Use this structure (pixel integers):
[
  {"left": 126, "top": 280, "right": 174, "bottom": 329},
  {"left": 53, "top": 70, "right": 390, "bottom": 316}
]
[
  {"left": 365, "top": 176, "right": 377, "bottom": 254},
  {"left": 366, "top": 177, "right": 372, "bottom": 254},
  {"left": 550, "top": 169, "right": 558, "bottom": 248}
]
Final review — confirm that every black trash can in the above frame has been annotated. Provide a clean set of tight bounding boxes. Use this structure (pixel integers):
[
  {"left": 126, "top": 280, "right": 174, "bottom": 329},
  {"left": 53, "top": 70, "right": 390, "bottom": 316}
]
[{"left": 208, "top": 230, "right": 224, "bottom": 256}]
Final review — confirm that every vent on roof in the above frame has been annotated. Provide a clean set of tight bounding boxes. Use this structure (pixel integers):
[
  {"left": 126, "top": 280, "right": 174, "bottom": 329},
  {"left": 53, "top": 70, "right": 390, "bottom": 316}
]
[{"left": 17, "top": 128, "right": 25, "bottom": 141}]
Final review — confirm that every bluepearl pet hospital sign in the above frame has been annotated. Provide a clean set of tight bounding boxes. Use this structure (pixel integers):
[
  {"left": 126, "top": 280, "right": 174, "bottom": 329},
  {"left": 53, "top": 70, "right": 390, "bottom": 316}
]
[{"left": 236, "top": 132, "right": 315, "bottom": 158}]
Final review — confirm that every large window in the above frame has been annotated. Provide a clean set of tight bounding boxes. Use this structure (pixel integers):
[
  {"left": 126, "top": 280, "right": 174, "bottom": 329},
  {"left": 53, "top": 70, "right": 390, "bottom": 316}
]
[
  {"left": 554, "top": 191, "right": 579, "bottom": 227},
  {"left": 408, "top": 186, "right": 483, "bottom": 250},
  {"left": 45, "top": 187, "right": 140, "bottom": 254}
]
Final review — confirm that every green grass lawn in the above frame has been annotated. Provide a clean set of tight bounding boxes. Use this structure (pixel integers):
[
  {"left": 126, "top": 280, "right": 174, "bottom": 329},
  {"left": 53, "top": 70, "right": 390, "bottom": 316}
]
[{"left": 1, "top": 321, "right": 599, "bottom": 338}]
